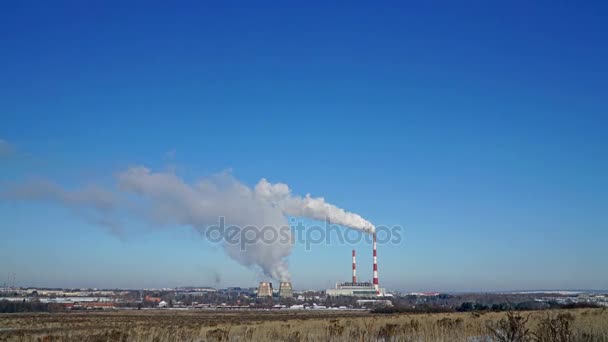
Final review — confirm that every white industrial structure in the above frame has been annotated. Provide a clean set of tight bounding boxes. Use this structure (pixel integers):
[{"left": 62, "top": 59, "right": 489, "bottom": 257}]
[{"left": 326, "top": 281, "right": 385, "bottom": 297}]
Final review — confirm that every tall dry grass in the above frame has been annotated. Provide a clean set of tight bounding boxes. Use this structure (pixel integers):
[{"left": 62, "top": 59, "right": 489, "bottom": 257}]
[{"left": 0, "top": 308, "right": 606, "bottom": 341}]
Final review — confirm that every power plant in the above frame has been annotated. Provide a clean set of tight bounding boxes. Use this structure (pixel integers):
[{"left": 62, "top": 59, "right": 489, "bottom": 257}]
[
  {"left": 326, "top": 233, "right": 385, "bottom": 297},
  {"left": 257, "top": 233, "right": 384, "bottom": 298}
]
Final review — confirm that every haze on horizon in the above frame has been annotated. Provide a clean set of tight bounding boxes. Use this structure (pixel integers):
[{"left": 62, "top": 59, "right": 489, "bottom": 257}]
[{"left": 1, "top": 2, "right": 607, "bottom": 292}]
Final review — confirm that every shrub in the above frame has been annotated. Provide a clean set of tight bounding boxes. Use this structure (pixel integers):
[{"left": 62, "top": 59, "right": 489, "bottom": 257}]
[
  {"left": 533, "top": 312, "right": 574, "bottom": 342},
  {"left": 487, "top": 310, "right": 533, "bottom": 342}
]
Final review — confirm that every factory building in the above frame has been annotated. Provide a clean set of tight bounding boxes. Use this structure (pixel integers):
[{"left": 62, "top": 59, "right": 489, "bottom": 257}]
[
  {"left": 257, "top": 282, "right": 273, "bottom": 298},
  {"left": 326, "top": 282, "right": 385, "bottom": 297}
]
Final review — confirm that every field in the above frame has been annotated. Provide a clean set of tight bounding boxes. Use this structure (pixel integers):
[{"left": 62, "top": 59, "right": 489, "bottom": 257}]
[{"left": 1, "top": 308, "right": 607, "bottom": 341}]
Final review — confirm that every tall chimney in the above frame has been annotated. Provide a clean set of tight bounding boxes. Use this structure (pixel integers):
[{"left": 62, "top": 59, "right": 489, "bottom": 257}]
[
  {"left": 352, "top": 249, "right": 357, "bottom": 283},
  {"left": 373, "top": 233, "right": 379, "bottom": 295}
]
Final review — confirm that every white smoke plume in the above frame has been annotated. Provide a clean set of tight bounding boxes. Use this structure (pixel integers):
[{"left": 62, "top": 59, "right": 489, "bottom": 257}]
[
  {"left": 2, "top": 166, "right": 375, "bottom": 281},
  {"left": 117, "top": 167, "right": 293, "bottom": 281},
  {"left": 255, "top": 178, "right": 375, "bottom": 233}
]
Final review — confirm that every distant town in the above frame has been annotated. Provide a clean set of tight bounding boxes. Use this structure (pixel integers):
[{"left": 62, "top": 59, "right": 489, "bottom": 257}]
[{"left": 1, "top": 284, "right": 606, "bottom": 312}]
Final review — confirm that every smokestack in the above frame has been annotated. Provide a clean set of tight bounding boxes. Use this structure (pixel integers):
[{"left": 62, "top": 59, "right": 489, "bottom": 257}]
[
  {"left": 352, "top": 249, "right": 357, "bottom": 283},
  {"left": 373, "top": 233, "right": 379, "bottom": 294}
]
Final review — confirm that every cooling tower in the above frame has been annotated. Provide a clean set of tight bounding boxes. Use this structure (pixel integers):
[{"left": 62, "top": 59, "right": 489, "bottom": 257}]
[
  {"left": 257, "top": 282, "right": 273, "bottom": 298},
  {"left": 278, "top": 282, "right": 293, "bottom": 298}
]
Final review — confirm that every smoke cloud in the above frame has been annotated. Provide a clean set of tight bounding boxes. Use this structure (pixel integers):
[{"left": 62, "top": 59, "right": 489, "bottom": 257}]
[
  {"left": 7, "top": 179, "right": 117, "bottom": 211},
  {"left": 255, "top": 179, "right": 375, "bottom": 233},
  {"left": 2, "top": 166, "right": 375, "bottom": 281},
  {"left": 117, "top": 166, "right": 293, "bottom": 281},
  {"left": 4, "top": 179, "right": 124, "bottom": 235}
]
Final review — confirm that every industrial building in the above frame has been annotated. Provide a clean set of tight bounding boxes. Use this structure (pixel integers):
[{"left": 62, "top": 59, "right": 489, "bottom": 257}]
[{"left": 326, "top": 281, "right": 385, "bottom": 297}]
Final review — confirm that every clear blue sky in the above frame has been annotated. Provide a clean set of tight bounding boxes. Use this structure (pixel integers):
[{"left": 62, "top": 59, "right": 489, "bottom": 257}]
[{"left": 1, "top": 2, "right": 607, "bottom": 291}]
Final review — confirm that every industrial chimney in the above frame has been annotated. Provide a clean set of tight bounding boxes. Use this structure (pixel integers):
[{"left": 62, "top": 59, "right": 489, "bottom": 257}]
[
  {"left": 352, "top": 249, "right": 357, "bottom": 283},
  {"left": 373, "top": 233, "right": 379, "bottom": 294}
]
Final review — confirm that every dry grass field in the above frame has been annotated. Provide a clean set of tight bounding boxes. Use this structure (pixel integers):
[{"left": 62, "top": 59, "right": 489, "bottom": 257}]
[{"left": 0, "top": 308, "right": 606, "bottom": 341}]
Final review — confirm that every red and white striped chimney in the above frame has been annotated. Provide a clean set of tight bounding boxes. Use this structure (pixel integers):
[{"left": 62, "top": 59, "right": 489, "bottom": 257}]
[
  {"left": 373, "top": 233, "right": 379, "bottom": 295},
  {"left": 352, "top": 249, "right": 357, "bottom": 283}
]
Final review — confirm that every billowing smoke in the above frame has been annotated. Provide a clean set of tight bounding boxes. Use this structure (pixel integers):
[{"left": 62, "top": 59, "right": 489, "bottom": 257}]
[
  {"left": 2, "top": 166, "right": 375, "bottom": 281},
  {"left": 255, "top": 179, "right": 375, "bottom": 233},
  {"left": 117, "top": 166, "right": 293, "bottom": 281}
]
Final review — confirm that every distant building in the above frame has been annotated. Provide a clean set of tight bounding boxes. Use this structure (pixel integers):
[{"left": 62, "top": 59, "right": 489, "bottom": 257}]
[
  {"left": 326, "top": 282, "right": 385, "bottom": 297},
  {"left": 409, "top": 292, "right": 440, "bottom": 297},
  {"left": 72, "top": 302, "right": 115, "bottom": 309},
  {"left": 144, "top": 295, "right": 162, "bottom": 303},
  {"left": 222, "top": 287, "right": 254, "bottom": 297},
  {"left": 356, "top": 299, "right": 393, "bottom": 307}
]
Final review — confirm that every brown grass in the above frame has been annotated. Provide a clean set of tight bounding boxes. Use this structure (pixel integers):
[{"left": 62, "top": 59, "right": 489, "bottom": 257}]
[{"left": 0, "top": 308, "right": 606, "bottom": 341}]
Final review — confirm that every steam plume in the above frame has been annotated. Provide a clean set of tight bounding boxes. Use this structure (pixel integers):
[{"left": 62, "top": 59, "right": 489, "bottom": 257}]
[
  {"left": 2, "top": 166, "right": 375, "bottom": 281},
  {"left": 255, "top": 179, "right": 375, "bottom": 233},
  {"left": 117, "top": 166, "right": 293, "bottom": 281}
]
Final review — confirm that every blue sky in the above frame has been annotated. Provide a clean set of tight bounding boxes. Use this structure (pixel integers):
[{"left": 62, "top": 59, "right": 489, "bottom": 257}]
[{"left": 1, "top": 2, "right": 607, "bottom": 291}]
